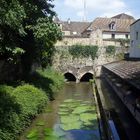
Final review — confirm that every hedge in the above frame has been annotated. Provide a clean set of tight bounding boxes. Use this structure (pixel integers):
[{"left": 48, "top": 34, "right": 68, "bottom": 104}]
[{"left": 0, "top": 84, "right": 48, "bottom": 140}]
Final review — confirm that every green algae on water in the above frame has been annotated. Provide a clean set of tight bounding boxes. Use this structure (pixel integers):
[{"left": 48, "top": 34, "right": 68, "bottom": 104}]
[
  {"left": 44, "top": 127, "right": 65, "bottom": 139},
  {"left": 59, "top": 104, "right": 68, "bottom": 108},
  {"left": 58, "top": 111, "right": 69, "bottom": 115},
  {"left": 36, "top": 121, "right": 45, "bottom": 126},
  {"left": 44, "top": 128, "right": 54, "bottom": 136},
  {"left": 45, "top": 107, "right": 53, "bottom": 113},
  {"left": 63, "top": 99, "right": 75, "bottom": 103},
  {"left": 26, "top": 129, "right": 38, "bottom": 139},
  {"left": 61, "top": 121, "right": 82, "bottom": 131},
  {"left": 60, "top": 115, "right": 79, "bottom": 124},
  {"left": 80, "top": 113, "right": 97, "bottom": 122},
  {"left": 72, "top": 105, "right": 91, "bottom": 114},
  {"left": 44, "top": 135, "right": 58, "bottom": 140}
]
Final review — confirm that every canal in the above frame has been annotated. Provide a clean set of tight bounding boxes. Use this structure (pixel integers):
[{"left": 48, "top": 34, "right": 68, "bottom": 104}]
[
  {"left": 19, "top": 78, "right": 140, "bottom": 140},
  {"left": 20, "top": 82, "right": 101, "bottom": 140}
]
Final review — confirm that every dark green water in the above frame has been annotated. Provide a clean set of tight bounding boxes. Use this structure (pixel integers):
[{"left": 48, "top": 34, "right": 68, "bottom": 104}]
[{"left": 20, "top": 82, "right": 100, "bottom": 140}]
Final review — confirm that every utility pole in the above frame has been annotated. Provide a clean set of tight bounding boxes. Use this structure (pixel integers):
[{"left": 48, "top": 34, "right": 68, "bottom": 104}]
[{"left": 83, "top": 0, "right": 87, "bottom": 22}]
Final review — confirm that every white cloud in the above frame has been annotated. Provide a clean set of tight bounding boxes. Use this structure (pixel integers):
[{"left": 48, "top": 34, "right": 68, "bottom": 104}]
[
  {"left": 101, "top": 11, "right": 134, "bottom": 18},
  {"left": 64, "top": 0, "right": 132, "bottom": 20},
  {"left": 77, "top": 11, "right": 84, "bottom": 17},
  {"left": 64, "top": 0, "right": 83, "bottom": 10},
  {"left": 64, "top": 0, "right": 126, "bottom": 10}
]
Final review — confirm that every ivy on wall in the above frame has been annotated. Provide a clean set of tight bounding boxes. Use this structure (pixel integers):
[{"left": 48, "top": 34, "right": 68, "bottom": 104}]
[
  {"left": 105, "top": 45, "right": 116, "bottom": 55},
  {"left": 115, "top": 38, "right": 130, "bottom": 44},
  {"left": 69, "top": 45, "right": 98, "bottom": 60}
]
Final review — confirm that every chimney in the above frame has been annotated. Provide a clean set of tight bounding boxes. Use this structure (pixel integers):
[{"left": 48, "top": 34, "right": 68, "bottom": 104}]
[{"left": 67, "top": 18, "right": 71, "bottom": 24}]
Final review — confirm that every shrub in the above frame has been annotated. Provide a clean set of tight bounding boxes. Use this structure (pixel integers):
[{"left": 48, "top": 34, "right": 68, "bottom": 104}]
[
  {"left": 0, "top": 129, "right": 14, "bottom": 140},
  {"left": 0, "top": 85, "right": 21, "bottom": 140},
  {"left": 12, "top": 84, "right": 48, "bottom": 117},
  {"left": 0, "top": 84, "right": 48, "bottom": 140}
]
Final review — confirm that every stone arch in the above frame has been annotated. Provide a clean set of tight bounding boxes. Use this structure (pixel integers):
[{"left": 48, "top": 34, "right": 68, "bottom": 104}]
[
  {"left": 80, "top": 72, "right": 94, "bottom": 82},
  {"left": 64, "top": 72, "right": 76, "bottom": 82}
]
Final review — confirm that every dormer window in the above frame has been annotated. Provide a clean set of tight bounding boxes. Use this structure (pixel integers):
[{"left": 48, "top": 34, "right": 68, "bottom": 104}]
[
  {"left": 109, "top": 21, "right": 116, "bottom": 30},
  {"left": 87, "top": 27, "right": 92, "bottom": 31}
]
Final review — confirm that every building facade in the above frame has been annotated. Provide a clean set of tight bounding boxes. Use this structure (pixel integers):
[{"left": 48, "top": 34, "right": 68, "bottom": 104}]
[
  {"left": 55, "top": 13, "right": 135, "bottom": 47},
  {"left": 87, "top": 13, "right": 135, "bottom": 47},
  {"left": 129, "top": 19, "right": 140, "bottom": 58}
]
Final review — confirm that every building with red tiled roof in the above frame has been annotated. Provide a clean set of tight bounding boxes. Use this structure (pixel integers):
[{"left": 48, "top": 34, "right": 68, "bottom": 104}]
[
  {"left": 61, "top": 20, "right": 90, "bottom": 37},
  {"left": 55, "top": 13, "right": 135, "bottom": 47},
  {"left": 84, "top": 13, "right": 135, "bottom": 46},
  {"left": 55, "top": 18, "right": 91, "bottom": 46}
]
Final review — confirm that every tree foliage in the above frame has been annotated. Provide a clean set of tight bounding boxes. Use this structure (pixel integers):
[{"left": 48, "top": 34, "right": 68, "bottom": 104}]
[{"left": 0, "top": 0, "right": 62, "bottom": 73}]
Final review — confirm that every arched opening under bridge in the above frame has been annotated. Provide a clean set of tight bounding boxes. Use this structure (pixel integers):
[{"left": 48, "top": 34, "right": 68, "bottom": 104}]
[
  {"left": 80, "top": 73, "right": 93, "bottom": 82},
  {"left": 64, "top": 72, "right": 76, "bottom": 82}
]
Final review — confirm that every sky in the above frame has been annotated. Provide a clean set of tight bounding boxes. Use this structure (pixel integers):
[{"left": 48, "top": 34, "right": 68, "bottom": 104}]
[{"left": 53, "top": 0, "right": 140, "bottom": 21}]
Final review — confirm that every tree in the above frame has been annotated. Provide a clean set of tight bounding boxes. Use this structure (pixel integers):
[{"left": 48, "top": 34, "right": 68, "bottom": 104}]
[{"left": 0, "top": 0, "right": 62, "bottom": 78}]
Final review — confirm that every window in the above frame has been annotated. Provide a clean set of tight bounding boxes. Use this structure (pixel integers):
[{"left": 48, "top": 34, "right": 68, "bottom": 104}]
[
  {"left": 136, "top": 31, "right": 139, "bottom": 40},
  {"left": 125, "top": 34, "right": 129, "bottom": 39},
  {"left": 131, "top": 40, "right": 134, "bottom": 47},
  {"left": 109, "top": 22, "right": 116, "bottom": 30},
  {"left": 112, "top": 34, "right": 115, "bottom": 39}
]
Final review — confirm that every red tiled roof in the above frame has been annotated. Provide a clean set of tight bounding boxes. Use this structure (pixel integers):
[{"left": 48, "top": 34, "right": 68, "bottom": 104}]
[
  {"left": 111, "top": 13, "right": 135, "bottom": 20},
  {"left": 62, "top": 21, "right": 91, "bottom": 36},
  {"left": 89, "top": 17, "right": 135, "bottom": 32}
]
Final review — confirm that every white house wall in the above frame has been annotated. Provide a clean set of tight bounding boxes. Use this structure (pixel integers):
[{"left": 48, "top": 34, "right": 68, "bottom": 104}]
[
  {"left": 103, "top": 32, "right": 129, "bottom": 39},
  {"left": 129, "top": 20, "right": 140, "bottom": 58},
  {"left": 103, "top": 34, "right": 112, "bottom": 39},
  {"left": 115, "top": 34, "right": 127, "bottom": 39},
  {"left": 63, "top": 31, "right": 71, "bottom": 36}
]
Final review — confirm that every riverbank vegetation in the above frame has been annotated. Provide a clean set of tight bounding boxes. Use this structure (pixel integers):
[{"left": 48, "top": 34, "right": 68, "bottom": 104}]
[
  {"left": 0, "top": 69, "right": 64, "bottom": 140},
  {"left": 27, "top": 68, "right": 65, "bottom": 100}
]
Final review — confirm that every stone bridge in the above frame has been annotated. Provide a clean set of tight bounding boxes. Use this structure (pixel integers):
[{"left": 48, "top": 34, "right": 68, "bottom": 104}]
[
  {"left": 60, "top": 65, "right": 94, "bottom": 83},
  {"left": 53, "top": 46, "right": 125, "bottom": 82}
]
